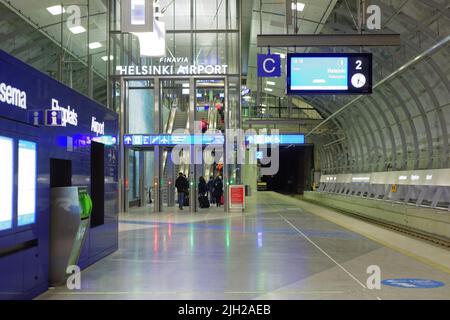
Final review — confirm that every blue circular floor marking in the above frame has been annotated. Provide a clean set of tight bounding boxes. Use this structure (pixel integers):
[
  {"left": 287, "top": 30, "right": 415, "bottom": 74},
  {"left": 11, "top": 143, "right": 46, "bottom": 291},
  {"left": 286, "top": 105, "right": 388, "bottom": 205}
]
[{"left": 382, "top": 279, "right": 445, "bottom": 289}]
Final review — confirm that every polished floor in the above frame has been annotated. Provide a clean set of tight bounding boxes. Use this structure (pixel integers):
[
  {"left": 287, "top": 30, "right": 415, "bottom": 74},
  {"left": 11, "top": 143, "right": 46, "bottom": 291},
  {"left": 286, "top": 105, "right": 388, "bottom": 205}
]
[{"left": 37, "top": 192, "right": 450, "bottom": 300}]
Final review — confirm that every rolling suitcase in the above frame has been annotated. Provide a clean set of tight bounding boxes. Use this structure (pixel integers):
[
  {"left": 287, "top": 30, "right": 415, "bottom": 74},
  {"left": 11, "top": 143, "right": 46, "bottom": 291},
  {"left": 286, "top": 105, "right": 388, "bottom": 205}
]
[{"left": 199, "top": 195, "right": 210, "bottom": 209}]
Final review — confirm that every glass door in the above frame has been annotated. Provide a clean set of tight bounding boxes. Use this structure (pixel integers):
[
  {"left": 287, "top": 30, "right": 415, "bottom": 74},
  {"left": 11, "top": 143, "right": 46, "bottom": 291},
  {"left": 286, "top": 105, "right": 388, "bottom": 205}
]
[
  {"left": 160, "top": 79, "right": 191, "bottom": 211},
  {"left": 194, "top": 78, "right": 229, "bottom": 212}
]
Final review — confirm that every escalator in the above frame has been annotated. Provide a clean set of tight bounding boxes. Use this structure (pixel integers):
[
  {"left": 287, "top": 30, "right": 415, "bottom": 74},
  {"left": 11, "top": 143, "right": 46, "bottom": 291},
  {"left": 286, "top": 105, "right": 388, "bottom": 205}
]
[{"left": 161, "top": 107, "right": 189, "bottom": 206}]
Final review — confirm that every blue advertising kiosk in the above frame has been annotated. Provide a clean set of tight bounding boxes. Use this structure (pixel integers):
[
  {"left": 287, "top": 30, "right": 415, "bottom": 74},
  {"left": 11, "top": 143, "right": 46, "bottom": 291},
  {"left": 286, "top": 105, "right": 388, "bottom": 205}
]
[{"left": 0, "top": 49, "right": 119, "bottom": 299}]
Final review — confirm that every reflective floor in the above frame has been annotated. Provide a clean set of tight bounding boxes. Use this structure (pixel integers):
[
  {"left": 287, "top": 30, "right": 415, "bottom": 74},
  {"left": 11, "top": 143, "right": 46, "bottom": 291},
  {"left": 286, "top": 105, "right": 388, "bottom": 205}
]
[{"left": 37, "top": 192, "right": 450, "bottom": 300}]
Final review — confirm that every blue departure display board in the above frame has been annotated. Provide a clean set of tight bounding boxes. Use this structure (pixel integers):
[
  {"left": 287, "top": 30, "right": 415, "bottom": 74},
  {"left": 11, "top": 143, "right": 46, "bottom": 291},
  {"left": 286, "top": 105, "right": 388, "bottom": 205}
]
[
  {"left": 123, "top": 134, "right": 305, "bottom": 146},
  {"left": 0, "top": 136, "right": 13, "bottom": 231},
  {"left": 287, "top": 53, "right": 372, "bottom": 95},
  {"left": 17, "top": 140, "right": 37, "bottom": 226}
]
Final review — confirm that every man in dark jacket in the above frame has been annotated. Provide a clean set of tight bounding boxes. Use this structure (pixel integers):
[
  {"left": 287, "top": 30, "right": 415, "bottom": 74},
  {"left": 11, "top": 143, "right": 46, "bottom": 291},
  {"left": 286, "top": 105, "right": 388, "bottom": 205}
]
[
  {"left": 213, "top": 176, "right": 224, "bottom": 207},
  {"left": 175, "top": 173, "right": 189, "bottom": 210},
  {"left": 207, "top": 176, "right": 215, "bottom": 204}
]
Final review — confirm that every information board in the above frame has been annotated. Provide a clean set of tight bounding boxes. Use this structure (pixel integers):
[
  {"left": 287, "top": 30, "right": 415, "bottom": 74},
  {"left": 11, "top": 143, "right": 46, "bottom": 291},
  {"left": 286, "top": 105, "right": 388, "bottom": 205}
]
[
  {"left": 287, "top": 53, "right": 372, "bottom": 95},
  {"left": 0, "top": 136, "right": 13, "bottom": 231},
  {"left": 17, "top": 140, "right": 37, "bottom": 226}
]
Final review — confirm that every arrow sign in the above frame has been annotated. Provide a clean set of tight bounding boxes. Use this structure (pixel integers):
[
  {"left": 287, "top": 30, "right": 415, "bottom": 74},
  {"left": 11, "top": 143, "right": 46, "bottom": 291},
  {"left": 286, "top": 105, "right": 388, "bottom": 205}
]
[{"left": 124, "top": 136, "right": 132, "bottom": 145}]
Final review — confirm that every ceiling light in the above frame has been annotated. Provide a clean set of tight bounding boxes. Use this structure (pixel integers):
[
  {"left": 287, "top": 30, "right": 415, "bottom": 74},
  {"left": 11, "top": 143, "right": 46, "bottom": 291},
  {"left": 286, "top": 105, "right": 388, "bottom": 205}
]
[
  {"left": 69, "top": 26, "right": 86, "bottom": 34},
  {"left": 266, "top": 81, "right": 276, "bottom": 86},
  {"left": 101, "top": 55, "right": 114, "bottom": 61},
  {"left": 182, "top": 83, "right": 190, "bottom": 88},
  {"left": 277, "top": 53, "right": 286, "bottom": 59},
  {"left": 292, "top": 2, "right": 305, "bottom": 12},
  {"left": 264, "top": 88, "right": 273, "bottom": 92},
  {"left": 47, "top": 5, "right": 65, "bottom": 15},
  {"left": 89, "top": 42, "right": 102, "bottom": 49}
]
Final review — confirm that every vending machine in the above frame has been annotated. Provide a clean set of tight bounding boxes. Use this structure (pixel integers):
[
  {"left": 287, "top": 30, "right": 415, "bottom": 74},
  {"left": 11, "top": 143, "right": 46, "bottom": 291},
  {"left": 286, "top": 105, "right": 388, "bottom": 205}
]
[{"left": 49, "top": 186, "right": 92, "bottom": 285}]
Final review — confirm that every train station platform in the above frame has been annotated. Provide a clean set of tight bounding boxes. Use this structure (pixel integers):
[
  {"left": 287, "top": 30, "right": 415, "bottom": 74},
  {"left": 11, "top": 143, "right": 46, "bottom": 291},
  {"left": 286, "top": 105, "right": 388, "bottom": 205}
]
[{"left": 37, "top": 192, "right": 450, "bottom": 300}]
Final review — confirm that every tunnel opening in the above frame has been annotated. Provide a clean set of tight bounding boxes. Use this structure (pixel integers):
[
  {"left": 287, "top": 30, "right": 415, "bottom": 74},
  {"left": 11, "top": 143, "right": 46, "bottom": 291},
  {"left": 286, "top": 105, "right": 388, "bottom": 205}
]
[{"left": 261, "top": 145, "right": 314, "bottom": 195}]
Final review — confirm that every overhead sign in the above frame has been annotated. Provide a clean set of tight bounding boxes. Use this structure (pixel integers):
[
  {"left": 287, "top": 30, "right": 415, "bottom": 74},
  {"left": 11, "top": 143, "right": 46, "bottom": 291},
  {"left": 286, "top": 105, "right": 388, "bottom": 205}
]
[
  {"left": 245, "top": 134, "right": 305, "bottom": 145},
  {"left": 121, "top": 0, "right": 153, "bottom": 33},
  {"left": 258, "top": 54, "right": 281, "bottom": 77},
  {"left": 124, "top": 134, "right": 225, "bottom": 146},
  {"left": 382, "top": 279, "right": 445, "bottom": 289},
  {"left": 123, "top": 134, "right": 305, "bottom": 146},
  {"left": 287, "top": 53, "right": 372, "bottom": 95}
]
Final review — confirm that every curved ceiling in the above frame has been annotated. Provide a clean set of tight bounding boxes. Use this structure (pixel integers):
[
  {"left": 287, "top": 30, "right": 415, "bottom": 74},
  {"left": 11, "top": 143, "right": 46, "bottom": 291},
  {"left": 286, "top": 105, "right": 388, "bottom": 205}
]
[{"left": 246, "top": 0, "right": 450, "bottom": 174}]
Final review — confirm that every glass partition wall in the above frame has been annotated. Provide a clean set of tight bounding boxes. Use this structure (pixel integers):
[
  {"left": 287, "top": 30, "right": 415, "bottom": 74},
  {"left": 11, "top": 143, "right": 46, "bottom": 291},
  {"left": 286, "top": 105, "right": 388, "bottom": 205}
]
[{"left": 109, "top": 0, "right": 242, "bottom": 213}]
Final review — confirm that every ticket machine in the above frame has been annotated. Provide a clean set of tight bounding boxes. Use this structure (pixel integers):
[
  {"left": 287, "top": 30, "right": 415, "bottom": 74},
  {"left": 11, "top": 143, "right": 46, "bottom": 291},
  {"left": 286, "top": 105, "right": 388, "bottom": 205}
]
[{"left": 50, "top": 186, "right": 92, "bottom": 285}]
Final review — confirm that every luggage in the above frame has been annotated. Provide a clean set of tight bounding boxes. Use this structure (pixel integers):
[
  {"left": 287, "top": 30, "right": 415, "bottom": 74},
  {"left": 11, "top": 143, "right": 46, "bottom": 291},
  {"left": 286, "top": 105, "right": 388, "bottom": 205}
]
[
  {"left": 198, "top": 195, "right": 210, "bottom": 208},
  {"left": 220, "top": 195, "right": 225, "bottom": 206}
]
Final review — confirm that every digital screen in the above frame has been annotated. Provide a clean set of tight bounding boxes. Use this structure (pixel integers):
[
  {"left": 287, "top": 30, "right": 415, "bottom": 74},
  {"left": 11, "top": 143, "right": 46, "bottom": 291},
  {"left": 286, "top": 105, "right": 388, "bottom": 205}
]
[
  {"left": 287, "top": 53, "right": 372, "bottom": 95},
  {"left": 131, "top": 0, "right": 146, "bottom": 25},
  {"left": 0, "top": 136, "right": 13, "bottom": 231},
  {"left": 17, "top": 140, "right": 37, "bottom": 226},
  {"left": 290, "top": 57, "right": 348, "bottom": 90}
]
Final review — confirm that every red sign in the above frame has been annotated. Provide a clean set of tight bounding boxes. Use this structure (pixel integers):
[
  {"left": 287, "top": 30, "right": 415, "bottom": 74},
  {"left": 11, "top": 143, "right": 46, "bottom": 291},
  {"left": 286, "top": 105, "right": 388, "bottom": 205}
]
[{"left": 229, "top": 185, "right": 245, "bottom": 210}]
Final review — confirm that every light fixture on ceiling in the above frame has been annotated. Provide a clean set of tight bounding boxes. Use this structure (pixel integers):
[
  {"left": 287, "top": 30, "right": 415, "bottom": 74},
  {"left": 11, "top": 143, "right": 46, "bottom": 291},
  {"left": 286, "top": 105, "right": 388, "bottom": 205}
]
[
  {"left": 264, "top": 88, "right": 273, "bottom": 92},
  {"left": 69, "top": 26, "right": 86, "bottom": 34},
  {"left": 277, "top": 53, "right": 286, "bottom": 59},
  {"left": 266, "top": 81, "right": 276, "bottom": 86},
  {"left": 47, "top": 5, "right": 66, "bottom": 15},
  {"left": 292, "top": 2, "right": 305, "bottom": 12},
  {"left": 89, "top": 42, "right": 103, "bottom": 49},
  {"left": 101, "top": 55, "right": 114, "bottom": 61}
]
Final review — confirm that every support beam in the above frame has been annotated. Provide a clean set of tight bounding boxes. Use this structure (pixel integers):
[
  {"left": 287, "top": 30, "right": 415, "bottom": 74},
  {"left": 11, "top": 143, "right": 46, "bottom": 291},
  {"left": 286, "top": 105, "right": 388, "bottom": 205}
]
[{"left": 257, "top": 34, "right": 401, "bottom": 47}]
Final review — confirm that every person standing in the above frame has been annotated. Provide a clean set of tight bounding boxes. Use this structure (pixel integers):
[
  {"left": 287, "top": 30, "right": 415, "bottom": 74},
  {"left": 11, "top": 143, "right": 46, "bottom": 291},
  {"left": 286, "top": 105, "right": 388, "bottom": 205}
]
[
  {"left": 198, "top": 176, "right": 210, "bottom": 209},
  {"left": 213, "top": 176, "right": 224, "bottom": 207},
  {"left": 175, "top": 172, "right": 189, "bottom": 210},
  {"left": 207, "top": 176, "right": 215, "bottom": 204},
  {"left": 198, "top": 176, "right": 208, "bottom": 196}
]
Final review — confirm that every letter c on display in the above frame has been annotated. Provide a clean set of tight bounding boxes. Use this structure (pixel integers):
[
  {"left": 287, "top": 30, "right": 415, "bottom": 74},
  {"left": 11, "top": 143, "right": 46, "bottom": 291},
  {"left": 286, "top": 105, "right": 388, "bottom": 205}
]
[{"left": 263, "top": 58, "right": 276, "bottom": 74}]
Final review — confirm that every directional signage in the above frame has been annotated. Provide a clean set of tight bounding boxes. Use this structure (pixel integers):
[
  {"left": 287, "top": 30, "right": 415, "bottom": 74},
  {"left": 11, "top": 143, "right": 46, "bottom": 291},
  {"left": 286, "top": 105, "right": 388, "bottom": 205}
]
[
  {"left": 258, "top": 54, "right": 281, "bottom": 78},
  {"left": 287, "top": 53, "right": 372, "bottom": 95},
  {"left": 45, "top": 110, "right": 64, "bottom": 127},
  {"left": 123, "top": 134, "right": 305, "bottom": 147}
]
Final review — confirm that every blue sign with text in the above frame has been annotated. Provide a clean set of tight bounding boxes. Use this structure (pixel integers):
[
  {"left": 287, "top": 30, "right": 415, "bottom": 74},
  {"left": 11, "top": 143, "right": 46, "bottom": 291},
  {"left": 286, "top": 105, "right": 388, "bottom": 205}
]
[
  {"left": 382, "top": 279, "right": 445, "bottom": 289},
  {"left": 123, "top": 134, "right": 305, "bottom": 146},
  {"left": 258, "top": 54, "right": 281, "bottom": 77}
]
